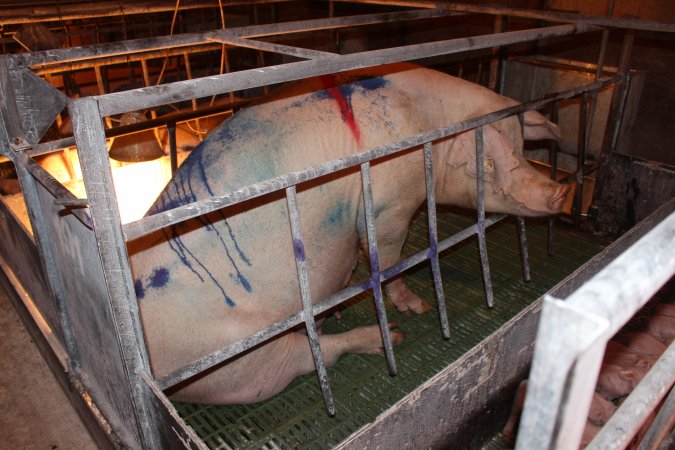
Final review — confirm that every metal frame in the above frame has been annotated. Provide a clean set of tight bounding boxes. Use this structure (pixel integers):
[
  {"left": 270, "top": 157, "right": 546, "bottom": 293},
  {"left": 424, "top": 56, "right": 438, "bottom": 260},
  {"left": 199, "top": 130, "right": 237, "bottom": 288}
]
[
  {"left": 516, "top": 198, "right": 675, "bottom": 450},
  {"left": 1, "top": 1, "right": 674, "bottom": 448}
]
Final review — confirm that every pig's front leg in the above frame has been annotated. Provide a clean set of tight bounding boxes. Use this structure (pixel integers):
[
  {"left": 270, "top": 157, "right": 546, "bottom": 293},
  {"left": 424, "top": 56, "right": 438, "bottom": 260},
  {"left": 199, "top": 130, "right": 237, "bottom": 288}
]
[{"left": 359, "top": 206, "right": 432, "bottom": 314}]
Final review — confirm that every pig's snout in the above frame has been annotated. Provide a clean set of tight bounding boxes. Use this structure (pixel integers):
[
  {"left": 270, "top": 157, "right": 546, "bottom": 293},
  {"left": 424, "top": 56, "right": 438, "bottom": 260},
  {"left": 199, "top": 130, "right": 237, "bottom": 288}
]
[{"left": 548, "top": 183, "right": 571, "bottom": 213}]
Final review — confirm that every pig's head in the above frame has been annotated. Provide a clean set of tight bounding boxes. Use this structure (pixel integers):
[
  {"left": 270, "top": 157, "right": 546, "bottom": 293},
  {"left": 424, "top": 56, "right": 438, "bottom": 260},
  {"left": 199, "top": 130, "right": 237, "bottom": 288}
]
[{"left": 440, "top": 110, "right": 570, "bottom": 217}]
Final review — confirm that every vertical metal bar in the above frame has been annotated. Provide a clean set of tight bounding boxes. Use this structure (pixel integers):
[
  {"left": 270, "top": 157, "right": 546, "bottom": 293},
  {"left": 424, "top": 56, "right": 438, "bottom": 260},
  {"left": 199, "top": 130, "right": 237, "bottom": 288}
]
[
  {"left": 475, "top": 126, "right": 494, "bottom": 307},
  {"left": 168, "top": 121, "right": 178, "bottom": 175},
  {"left": 285, "top": 185, "right": 336, "bottom": 416},
  {"left": 516, "top": 217, "right": 531, "bottom": 282},
  {"left": 489, "top": 14, "right": 504, "bottom": 92},
  {"left": 0, "top": 112, "right": 82, "bottom": 376},
  {"left": 423, "top": 142, "right": 450, "bottom": 339},
  {"left": 516, "top": 113, "right": 531, "bottom": 282},
  {"left": 360, "top": 162, "right": 397, "bottom": 374},
  {"left": 548, "top": 102, "right": 559, "bottom": 256},
  {"left": 69, "top": 97, "right": 158, "bottom": 447},
  {"left": 575, "top": 93, "right": 588, "bottom": 228},
  {"left": 93, "top": 65, "right": 112, "bottom": 129}
]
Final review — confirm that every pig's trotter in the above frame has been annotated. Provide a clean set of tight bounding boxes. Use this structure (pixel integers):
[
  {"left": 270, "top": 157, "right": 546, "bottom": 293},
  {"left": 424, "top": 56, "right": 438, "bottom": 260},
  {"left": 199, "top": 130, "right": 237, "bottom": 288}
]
[{"left": 384, "top": 277, "right": 432, "bottom": 314}]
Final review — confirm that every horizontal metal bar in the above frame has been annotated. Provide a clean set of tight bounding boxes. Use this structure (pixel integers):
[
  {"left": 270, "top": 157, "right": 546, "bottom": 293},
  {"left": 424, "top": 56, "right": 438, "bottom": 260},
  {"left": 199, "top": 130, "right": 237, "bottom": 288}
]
[
  {"left": 208, "top": 34, "right": 337, "bottom": 60},
  {"left": 156, "top": 212, "right": 505, "bottom": 390},
  {"left": 123, "top": 75, "right": 614, "bottom": 242},
  {"left": 588, "top": 342, "right": 675, "bottom": 450},
  {"left": 0, "top": 0, "right": 280, "bottom": 26},
  {"left": 11, "top": 8, "right": 459, "bottom": 69},
  {"left": 350, "top": 0, "right": 675, "bottom": 33},
  {"left": 95, "top": 23, "right": 595, "bottom": 117}
]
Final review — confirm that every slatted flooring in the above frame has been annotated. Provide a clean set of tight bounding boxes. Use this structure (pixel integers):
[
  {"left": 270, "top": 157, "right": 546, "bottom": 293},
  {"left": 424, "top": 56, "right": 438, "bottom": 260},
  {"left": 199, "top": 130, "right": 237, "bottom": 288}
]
[{"left": 173, "top": 208, "right": 606, "bottom": 449}]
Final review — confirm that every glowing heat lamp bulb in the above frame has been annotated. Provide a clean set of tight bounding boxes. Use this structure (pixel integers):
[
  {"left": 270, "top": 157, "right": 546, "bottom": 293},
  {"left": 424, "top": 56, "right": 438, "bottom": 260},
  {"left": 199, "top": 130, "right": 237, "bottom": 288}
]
[{"left": 110, "top": 157, "right": 173, "bottom": 224}]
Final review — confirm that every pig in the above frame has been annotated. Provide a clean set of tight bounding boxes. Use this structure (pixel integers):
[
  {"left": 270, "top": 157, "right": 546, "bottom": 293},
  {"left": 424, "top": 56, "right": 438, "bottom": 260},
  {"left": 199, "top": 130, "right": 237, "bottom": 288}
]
[
  {"left": 603, "top": 340, "right": 655, "bottom": 369},
  {"left": 587, "top": 392, "right": 617, "bottom": 427},
  {"left": 644, "top": 314, "right": 675, "bottom": 343},
  {"left": 614, "top": 332, "right": 667, "bottom": 357},
  {"left": 653, "top": 303, "right": 675, "bottom": 318},
  {"left": 596, "top": 362, "right": 650, "bottom": 400},
  {"left": 580, "top": 421, "right": 601, "bottom": 449},
  {"left": 129, "top": 63, "right": 569, "bottom": 404}
]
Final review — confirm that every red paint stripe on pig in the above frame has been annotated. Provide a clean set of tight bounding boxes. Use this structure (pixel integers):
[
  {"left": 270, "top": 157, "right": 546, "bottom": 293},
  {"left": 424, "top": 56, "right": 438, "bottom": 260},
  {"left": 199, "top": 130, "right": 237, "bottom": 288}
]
[{"left": 320, "top": 74, "right": 361, "bottom": 146}]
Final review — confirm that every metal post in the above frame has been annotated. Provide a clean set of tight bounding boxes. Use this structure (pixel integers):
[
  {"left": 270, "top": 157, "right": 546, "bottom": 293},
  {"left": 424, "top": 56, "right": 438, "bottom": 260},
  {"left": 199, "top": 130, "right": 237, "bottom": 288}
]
[
  {"left": 168, "top": 121, "right": 178, "bottom": 175},
  {"left": 68, "top": 97, "right": 158, "bottom": 448},
  {"left": 575, "top": 92, "right": 588, "bottom": 227},
  {"left": 475, "top": 126, "right": 494, "bottom": 307},
  {"left": 424, "top": 142, "right": 450, "bottom": 339},
  {"left": 360, "top": 162, "right": 398, "bottom": 374},
  {"left": 548, "top": 101, "right": 559, "bottom": 256},
  {"left": 285, "top": 185, "right": 336, "bottom": 416}
]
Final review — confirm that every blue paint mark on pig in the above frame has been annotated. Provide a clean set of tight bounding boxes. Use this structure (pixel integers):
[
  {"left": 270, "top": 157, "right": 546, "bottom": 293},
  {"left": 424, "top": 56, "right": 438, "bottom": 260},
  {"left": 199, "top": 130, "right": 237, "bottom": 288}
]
[{"left": 149, "top": 267, "right": 170, "bottom": 288}]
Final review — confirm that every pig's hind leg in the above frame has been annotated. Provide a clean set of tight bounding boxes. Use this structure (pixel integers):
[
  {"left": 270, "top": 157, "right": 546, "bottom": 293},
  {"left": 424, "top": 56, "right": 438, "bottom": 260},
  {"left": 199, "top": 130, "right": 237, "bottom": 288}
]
[{"left": 358, "top": 207, "right": 432, "bottom": 314}]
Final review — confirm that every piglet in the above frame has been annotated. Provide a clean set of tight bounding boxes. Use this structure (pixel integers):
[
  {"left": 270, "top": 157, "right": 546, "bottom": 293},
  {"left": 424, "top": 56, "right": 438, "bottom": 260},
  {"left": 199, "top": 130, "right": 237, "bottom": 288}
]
[
  {"left": 644, "top": 314, "right": 675, "bottom": 343},
  {"left": 588, "top": 392, "right": 617, "bottom": 427},
  {"left": 613, "top": 332, "right": 667, "bottom": 358},
  {"left": 501, "top": 379, "right": 528, "bottom": 443},
  {"left": 653, "top": 304, "right": 675, "bottom": 318},
  {"left": 603, "top": 341, "right": 655, "bottom": 369},
  {"left": 596, "top": 362, "right": 649, "bottom": 400},
  {"left": 580, "top": 421, "right": 602, "bottom": 449}
]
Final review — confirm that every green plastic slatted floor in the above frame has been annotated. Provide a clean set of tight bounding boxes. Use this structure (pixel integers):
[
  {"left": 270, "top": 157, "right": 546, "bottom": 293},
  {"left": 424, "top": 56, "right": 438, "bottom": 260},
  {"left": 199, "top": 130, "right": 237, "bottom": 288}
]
[{"left": 173, "top": 209, "right": 605, "bottom": 449}]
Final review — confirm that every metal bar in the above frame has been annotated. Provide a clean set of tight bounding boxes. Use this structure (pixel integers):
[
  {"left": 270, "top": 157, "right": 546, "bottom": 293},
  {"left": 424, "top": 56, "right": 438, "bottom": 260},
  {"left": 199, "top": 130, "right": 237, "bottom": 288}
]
[
  {"left": 516, "top": 209, "right": 675, "bottom": 450},
  {"left": 156, "top": 213, "right": 506, "bottom": 391},
  {"left": 516, "top": 217, "right": 531, "bottom": 282},
  {"left": 94, "top": 65, "right": 113, "bottom": 129},
  {"left": 360, "top": 162, "right": 397, "bottom": 375},
  {"left": 350, "top": 0, "right": 675, "bottom": 33},
  {"left": 588, "top": 343, "right": 675, "bottom": 450},
  {"left": 285, "top": 185, "right": 336, "bottom": 416},
  {"left": 636, "top": 385, "right": 675, "bottom": 450},
  {"left": 123, "top": 75, "right": 616, "bottom": 241},
  {"left": 208, "top": 34, "right": 337, "bottom": 60},
  {"left": 423, "top": 142, "right": 450, "bottom": 339},
  {"left": 475, "top": 126, "right": 494, "bottom": 307},
  {"left": 168, "top": 121, "right": 178, "bottom": 175},
  {"left": 68, "top": 97, "right": 158, "bottom": 448},
  {"left": 0, "top": 0, "right": 280, "bottom": 25},
  {"left": 11, "top": 8, "right": 460, "bottom": 69},
  {"left": 548, "top": 101, "right": 559, "bottom": 256},
  {"left": 574, "top": 92, "right": 588, "bottom": 227},
  {"left": 95, "top": 23, "right": 596, "bottom": 117}
]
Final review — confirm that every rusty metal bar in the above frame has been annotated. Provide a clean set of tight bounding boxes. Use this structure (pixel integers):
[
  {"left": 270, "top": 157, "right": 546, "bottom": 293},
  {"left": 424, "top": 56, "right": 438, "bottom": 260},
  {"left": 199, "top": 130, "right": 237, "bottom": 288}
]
[
  {"left": 123, "top": 76, "right": 618, "bottom": 241},
  {"left": 423, "top": 142, "right": 450, "bottom": 339},
  {"left": 208, "top": 34, "right": 337, "bottom": 60},
  {"left": 285, "top": 185, "right": 336, "bottom": 416},
  {"left": 516, "top": 217, "right": 531, "bottom": 282},
  {"left": 574, "top": 92, "right": 588, "bottom": 227},
  {"left": 360, "top": 161, "right": 397, "bottom": 375},
  {"left": 475, "top": 126, "right": 494, "bottom": 307}
]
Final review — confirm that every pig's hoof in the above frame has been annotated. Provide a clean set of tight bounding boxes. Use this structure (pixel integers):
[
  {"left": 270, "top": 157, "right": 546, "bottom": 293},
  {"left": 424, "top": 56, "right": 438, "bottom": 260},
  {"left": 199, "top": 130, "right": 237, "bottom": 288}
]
[
  {"left": 391, "top": 291, "right": 432, "bottom": 315},
  {"left": 370, "top": 324, "right": 406, "bottom": 356}
]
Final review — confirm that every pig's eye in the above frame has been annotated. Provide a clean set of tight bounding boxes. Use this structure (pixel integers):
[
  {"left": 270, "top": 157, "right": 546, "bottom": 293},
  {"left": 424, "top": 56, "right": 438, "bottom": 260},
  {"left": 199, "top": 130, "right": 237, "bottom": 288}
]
[{"left": 483, "top": 157, "right": 495, "bottom": 174}]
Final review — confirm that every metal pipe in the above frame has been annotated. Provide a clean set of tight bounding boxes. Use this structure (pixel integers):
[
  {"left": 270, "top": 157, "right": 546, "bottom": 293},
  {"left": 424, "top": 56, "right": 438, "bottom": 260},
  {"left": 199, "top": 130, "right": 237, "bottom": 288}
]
[
  {"left": 574, "top": 92, "right": 588, "bottom": 227},
  {"left": 68, "top": 96, "right": 158, "bottom": 448},
  {"left": 424, "top": 142, "right": 450, "bottom": 339},
  {"left": 635, "top": 385, "right": 675, "bottom": 450},
  {"left": 360, "top": 161, "right": 397, "bottom": 375},
  {"left": 588, "top": 343, "right": 675, "bottom": 450},
  {"left": 94, "top": 23, "right": 597, "bottom": 117},
  {"left": 122, "top": 76, "right": 617, "bottom": 241},
  {"left": 11, "top": 8, "right": 459, "bottom": 69},
  {"left": 168, "top": 121, "right": 177, "bottom": 175},
  {"left": 285, "top": 185, "right": 336, "bottom": 416},
  {"left": 548, "top": 101, "right": 559, "bottom": 256},
  {"left": 516, "top": 217, "right": 531, "bottom": 282},
  {"left": 475, "top": 126, "right": 494, "bottom": 307}
]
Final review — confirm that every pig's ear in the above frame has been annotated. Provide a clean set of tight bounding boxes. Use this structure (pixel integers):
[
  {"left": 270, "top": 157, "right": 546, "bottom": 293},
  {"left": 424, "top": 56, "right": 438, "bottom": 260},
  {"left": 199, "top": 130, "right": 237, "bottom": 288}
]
[
  {"left": 619, "top": 368, "right": 637, "bottom": 381},
  {"left": 522, "top": 110, "right": 562, "bottom": 141},
  {"left": 446, "top": 130, "right": 475, "bottom": 171},
  {"left": 483, "top": 124, "right": 519, "bottom": 195}
]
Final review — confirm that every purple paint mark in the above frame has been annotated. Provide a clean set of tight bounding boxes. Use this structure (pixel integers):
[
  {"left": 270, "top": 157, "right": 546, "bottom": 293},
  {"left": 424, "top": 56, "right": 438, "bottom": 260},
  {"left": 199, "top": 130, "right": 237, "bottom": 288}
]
[
  {"left": 149, "top": 267, "right": 170, "bottom": 288},
  {"left": 134, "top": 279, "right": 145, "bottom": 300},
  {"left": 293, "top": 239, "right": 306, "bottom": 262}
]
